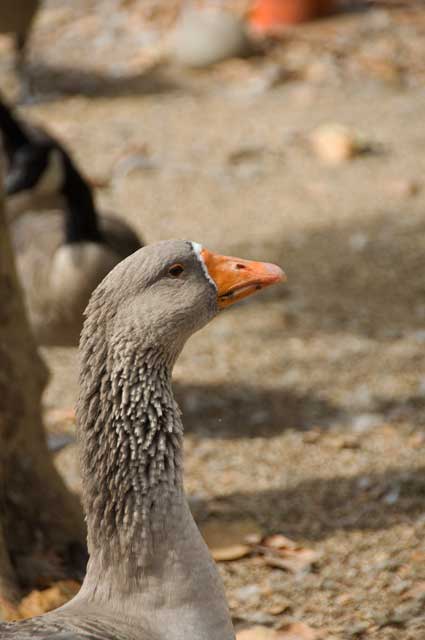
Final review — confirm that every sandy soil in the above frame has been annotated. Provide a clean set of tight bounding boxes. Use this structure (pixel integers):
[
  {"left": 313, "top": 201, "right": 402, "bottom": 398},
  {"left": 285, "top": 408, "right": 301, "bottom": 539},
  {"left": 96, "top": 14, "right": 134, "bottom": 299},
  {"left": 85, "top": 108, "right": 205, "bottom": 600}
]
[{"left": 3, "top": 1, "right": 425, "bottom": 637}]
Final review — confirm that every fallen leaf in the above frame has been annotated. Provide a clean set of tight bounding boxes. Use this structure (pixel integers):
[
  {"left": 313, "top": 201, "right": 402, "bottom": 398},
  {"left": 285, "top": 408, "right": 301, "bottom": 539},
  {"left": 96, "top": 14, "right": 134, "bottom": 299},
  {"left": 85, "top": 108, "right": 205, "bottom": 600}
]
[
  {"left": 262, "top": 534, "right": 298, "bottom": 550},
  {"left": 267, "top": 602, "right": 291, "bottom": 615},
  {"left": 255, "top": 535, "right": 321, "bottom": 574},
  {"left": 212, "top": 544, "right": 252, "bottom": 562},
  {"left": 277, "top": 621, "right": 321, "bottom": 640},
  {"left": 201, "top": 518, "right": 261, "bottom": 562},
  {"left": 18, "top": 581, "right": 81, "bottom": 620},
  {"left": 263, "top": 547, "right": 321, "bottom": 574}
]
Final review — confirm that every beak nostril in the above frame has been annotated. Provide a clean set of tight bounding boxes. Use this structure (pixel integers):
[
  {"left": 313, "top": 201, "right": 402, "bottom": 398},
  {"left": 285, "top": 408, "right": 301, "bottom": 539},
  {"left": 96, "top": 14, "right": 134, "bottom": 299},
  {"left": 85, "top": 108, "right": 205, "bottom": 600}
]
[{"left": 235, "top": 263, "right": 247, "bottom": 270}]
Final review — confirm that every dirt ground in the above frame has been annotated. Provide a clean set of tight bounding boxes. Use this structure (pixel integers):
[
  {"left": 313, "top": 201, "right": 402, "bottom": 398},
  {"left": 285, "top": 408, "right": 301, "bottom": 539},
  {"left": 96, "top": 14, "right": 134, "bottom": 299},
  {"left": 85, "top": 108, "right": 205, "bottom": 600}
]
[{"left": 3, "top": 0, "right": 425, "bottom": 638}]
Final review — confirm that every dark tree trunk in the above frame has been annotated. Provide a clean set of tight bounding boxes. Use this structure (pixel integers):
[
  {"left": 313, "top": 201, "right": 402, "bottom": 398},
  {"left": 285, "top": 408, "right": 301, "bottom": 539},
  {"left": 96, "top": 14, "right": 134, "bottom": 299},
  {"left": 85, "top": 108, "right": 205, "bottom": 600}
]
[{"left": 0, "top": 154, "right": 85, "bottom": 616}]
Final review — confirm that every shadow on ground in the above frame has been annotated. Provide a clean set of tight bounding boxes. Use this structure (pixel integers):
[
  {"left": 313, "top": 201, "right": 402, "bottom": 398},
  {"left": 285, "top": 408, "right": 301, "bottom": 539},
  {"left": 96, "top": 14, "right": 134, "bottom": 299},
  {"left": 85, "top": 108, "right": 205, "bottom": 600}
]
[
  {"left": 27, "top": 62, "right": 180, "bottom": 99},
  {"left": 233, "top": 207, "right": 425, "bottom": 339},
  {"left": 175, "top": 382, "right": 339, "bottom": 438},
  {"left": 195, "top": 465, "right": 425, "bottom": 541}
]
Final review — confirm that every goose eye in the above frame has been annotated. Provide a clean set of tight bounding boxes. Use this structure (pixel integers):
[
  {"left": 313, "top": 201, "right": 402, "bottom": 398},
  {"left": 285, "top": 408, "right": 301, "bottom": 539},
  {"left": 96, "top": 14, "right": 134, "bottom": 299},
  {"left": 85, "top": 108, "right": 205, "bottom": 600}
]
[{"left": 168, "top": 264, "right": 184, "bottom": 278}]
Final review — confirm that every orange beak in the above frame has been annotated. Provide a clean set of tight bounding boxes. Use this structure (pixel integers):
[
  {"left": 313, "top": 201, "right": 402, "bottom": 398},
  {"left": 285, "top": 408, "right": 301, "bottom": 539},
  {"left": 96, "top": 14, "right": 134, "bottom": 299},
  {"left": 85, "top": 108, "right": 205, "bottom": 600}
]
[{"left": 201, "top": 248, "right": 286, "bottom": 309}]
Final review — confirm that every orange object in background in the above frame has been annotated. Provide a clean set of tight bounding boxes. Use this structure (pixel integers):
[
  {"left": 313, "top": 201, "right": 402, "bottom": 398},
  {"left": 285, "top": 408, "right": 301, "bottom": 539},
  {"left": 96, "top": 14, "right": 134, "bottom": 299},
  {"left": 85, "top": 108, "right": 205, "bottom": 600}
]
[{"left": 249, "top": 0, "right": 336, "bottom": 32}]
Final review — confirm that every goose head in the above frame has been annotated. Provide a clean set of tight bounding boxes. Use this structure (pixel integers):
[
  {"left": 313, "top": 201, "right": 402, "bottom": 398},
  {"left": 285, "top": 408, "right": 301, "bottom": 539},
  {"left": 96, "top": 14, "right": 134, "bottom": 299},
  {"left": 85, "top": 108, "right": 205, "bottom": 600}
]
[
  {"left": 5, "top": 138, "right": 62, "bottom": 195},
  {"left": 4, "top": 133, "right": 65, "bottom": 218},
  {"left": 86, "top": 239, "right": 285, "bottom": 360}
]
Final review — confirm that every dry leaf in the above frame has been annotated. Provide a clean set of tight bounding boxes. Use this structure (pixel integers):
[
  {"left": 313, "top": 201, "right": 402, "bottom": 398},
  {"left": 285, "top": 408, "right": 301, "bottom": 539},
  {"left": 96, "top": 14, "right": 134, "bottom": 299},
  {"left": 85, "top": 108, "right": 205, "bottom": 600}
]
[
  {"left": 267, "top": 602, "right": 291, "bottom": 615},
  {"left": 263, "top": 548, "right": 321, "bottom": 574},
  {"left": 201, "top": 518, "right": 261, "bottom": 562},
  {"left": 211, "top": 544, "right": 251, "bottom": 562},
  {"left": 256, "top": 534, "right": 321, "bottom": 574},
  {"left": 277, "top": 621, "right": 321, "bottom": 640},
  {"left": 262, "top": 534, "right": 298, "bottom": 550},
  {"left": 18, "top": 581, "right": 81, "bottom": 620},
  {"left": 237, "top": 622, "right": 320, "bottom": 640}
]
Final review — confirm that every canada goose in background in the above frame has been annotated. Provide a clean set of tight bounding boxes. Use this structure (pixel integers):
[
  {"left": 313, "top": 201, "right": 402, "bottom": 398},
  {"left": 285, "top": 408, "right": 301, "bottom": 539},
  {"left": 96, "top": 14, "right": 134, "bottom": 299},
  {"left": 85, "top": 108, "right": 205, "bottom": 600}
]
[
  {"left": 0, "top": 240, "right": 285, "bottom": 640},
  {"left": 0, "top": 0, "right": 40, "bottom": 93},
  {"left": 0, "top": 97, "right": 143, "bottom": 346}
]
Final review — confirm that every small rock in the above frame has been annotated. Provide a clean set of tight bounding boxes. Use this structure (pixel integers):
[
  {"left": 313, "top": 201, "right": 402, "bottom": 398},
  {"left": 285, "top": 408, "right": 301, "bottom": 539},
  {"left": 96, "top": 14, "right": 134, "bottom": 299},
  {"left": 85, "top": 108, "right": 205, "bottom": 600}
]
[
  {"left": 382, "top": 486, "right": 400, "bottom": 505},
  {"left": 351, "top": 413, "right": 383, "bottom": 433},
  {"left": 169, "top": 8, "right": 251, "bottom": 68},
  {"left": 310, "top": 124, "right": 364, "bottom": 165},
  {"left": 235, "top": 584, "right": 262, "bottom": 603}
]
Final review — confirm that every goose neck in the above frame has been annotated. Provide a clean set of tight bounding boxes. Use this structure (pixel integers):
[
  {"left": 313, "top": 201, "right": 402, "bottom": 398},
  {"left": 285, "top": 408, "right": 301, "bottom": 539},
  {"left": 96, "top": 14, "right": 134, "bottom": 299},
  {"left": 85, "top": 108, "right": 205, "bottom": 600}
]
[
  {"left": 76, "top": 339, "right": 234, "bottom": 639},
  {"left": 61, "top": 153, "right": 102, "bottom": 244},
  {"left": 0, "top": 102, "right": 29, "bottom": 152}
]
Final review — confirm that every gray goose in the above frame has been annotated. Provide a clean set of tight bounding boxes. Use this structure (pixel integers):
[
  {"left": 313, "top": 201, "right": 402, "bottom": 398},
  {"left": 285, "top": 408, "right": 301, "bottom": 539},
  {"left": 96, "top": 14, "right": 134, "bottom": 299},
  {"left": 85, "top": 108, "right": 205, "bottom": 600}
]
[
  {"left": 0, "top": 97, "right": 143, "bottom": 346},
  {"left": 1, "top": 239, "right": 285, "bottom": 640}
]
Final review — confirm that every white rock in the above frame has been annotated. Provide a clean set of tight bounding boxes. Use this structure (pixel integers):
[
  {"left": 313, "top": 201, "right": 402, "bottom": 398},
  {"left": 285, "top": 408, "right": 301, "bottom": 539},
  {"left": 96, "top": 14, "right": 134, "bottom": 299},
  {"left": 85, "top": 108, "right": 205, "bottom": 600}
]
[
  {"left": 168, "top": 7, "right": 250, "bottom": 68},
  {"left": 235, "top": 584, "right": 261, "bottom": 602}
]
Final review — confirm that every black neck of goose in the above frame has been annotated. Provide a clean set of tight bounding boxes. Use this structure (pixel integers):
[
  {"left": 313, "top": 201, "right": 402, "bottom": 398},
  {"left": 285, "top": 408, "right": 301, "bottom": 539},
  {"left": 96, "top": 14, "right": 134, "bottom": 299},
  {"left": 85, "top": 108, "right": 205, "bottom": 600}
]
[
  {"left": 0, "top": 101, "right": 30, "bottom": 155},
  {"left": 60, "top": 152, "right": 103, "bottom": 245},
  {"left": 78, "top": 332, "right": 183, "bottom": 572}
]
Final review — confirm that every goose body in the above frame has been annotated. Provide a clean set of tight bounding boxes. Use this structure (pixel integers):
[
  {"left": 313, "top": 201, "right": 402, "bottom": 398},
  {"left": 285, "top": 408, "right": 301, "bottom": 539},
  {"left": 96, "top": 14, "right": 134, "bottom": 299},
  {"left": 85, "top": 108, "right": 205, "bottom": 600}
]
[
  {"left": 0, "top": 240, "right": 285, "bottom": 639},
  {"left": 11, "top": 211, "right": 140, "bottom": 345},
  {"left": 0, "top": 98, "right": 143, "bottom": 346}
]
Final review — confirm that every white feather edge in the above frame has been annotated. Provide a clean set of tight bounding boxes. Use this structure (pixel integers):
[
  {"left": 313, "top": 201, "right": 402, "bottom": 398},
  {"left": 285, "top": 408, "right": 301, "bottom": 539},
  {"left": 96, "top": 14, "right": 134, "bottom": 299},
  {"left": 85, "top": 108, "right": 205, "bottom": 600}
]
[{"left": 191, "top": 241, "right": 217, "bottom": 289}]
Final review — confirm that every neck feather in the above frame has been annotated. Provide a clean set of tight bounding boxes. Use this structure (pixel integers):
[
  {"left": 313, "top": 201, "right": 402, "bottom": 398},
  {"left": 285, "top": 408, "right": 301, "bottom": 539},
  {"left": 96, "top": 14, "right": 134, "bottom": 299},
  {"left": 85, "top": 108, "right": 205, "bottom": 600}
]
[
  {"left": 78, "top": 335, "right": 183, "bottom": 571},
  {"left": 61, "top": 153, "right": 102, "bottom": 244}
]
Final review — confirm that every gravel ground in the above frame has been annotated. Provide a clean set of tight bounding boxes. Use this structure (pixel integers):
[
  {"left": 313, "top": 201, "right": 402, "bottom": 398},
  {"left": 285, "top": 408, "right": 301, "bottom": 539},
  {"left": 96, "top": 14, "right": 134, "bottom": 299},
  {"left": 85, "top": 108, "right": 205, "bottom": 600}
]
[{"left": 3, "top": 1, "right": 425, "bottom": 637}]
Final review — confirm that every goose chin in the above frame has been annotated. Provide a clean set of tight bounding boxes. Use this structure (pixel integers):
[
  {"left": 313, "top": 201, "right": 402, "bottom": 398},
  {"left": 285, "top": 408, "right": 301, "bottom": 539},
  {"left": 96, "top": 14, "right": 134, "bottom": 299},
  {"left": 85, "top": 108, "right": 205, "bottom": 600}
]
[{"left": 218, "top": 281, "right": 272, "bottom": 307}]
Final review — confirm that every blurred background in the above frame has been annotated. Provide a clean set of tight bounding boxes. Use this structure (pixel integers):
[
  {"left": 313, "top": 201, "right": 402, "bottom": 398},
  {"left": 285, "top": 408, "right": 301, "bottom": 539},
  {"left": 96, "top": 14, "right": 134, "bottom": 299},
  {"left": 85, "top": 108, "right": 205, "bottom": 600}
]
[{"left": 2, "top": 0, "right": 425, "bottom": 638}]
